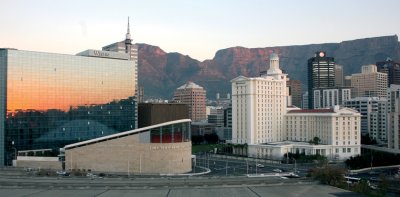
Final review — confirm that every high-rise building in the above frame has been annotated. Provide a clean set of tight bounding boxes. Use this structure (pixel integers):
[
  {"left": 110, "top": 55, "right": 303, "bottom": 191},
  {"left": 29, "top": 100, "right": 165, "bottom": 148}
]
[
  {"left": 387, "top": 85, "right": 400, "bottom": 150},
  {"left": 231, "top": 53, "right": 287, "bottom": 144},
  {"left": 335, "top": 64, "right": 344, "bottom": 87},
  {"left": 307, "top": 51, "right": 335, "bottom": 109},
  {"left": 173, "top": 82, "right": 206, "bottom": 121},
  {"left": 102, "top": 17, "right": 139, "bottom": 127},
  {"left": 287, "top": 80, "right": 302, "bottom": 107},
  {"left": 376, "top": 58, "right": 400, "bottom": 87},
  {"left": 351, "top": 64, "right": 387, "bottom": 98},
  {"left": 344, "top": 97, "right": 388, "bottom": 144},
  {"left": 0, "top": 48, "right": 136, "bottom": 165}
]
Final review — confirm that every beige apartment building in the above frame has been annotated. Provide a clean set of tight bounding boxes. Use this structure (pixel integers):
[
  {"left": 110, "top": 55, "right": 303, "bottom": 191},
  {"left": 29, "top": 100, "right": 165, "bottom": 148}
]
[
  {"left": 174, "top": 82, "right": 206, "bottom": 121},
  {"left": 351, "top": 64, "right": 387, "bottom": 98},
  {"left": 231, "top": 53, "right": 288, "bottom": 144}
]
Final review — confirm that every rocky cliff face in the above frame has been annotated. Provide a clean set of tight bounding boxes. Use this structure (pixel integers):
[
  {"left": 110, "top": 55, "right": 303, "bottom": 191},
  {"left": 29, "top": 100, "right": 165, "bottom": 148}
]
[{"left": 138, "top": 35, "right": 400, "bottom": 99}]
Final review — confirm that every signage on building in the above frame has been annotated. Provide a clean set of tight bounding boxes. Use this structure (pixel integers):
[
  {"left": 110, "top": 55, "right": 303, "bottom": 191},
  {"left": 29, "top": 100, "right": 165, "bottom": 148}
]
[{"left": 77, "top": 49, "right": 130, "bottom": 60}]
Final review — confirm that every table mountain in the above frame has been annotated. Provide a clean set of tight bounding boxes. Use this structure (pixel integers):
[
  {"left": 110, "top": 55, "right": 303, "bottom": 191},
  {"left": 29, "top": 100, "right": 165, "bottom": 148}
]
[{"left": 138, "top": 35, "right": 400, "bottom": 99}]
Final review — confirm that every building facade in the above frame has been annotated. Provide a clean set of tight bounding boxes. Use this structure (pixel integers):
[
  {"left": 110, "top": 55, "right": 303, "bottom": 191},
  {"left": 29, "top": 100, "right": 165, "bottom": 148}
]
[
  {"left": 351, "top": 64, "right": 388, "bottom": 98},
  {"left": 248, "top": 107, "right": 361, "bottom": 160},
  {"left": 302, "top": 91, "right": 309, "bottom": 109},
  {"left": 64, "top": 119, "right": 192, "bottom": 174},
  {"left": 231, "top": 53, "right": 287, "bottom": 144},
  {"left": 344, "top": 97, "right": 388, "bottom": 144},
  {"left": 173, "top": 82, "right": 206, "bottom": 121},
  {"left": 102, "top": 18, "right": 139, "bottom": 128},
  {"left": 376, "top": 58, "right": 400, "bottom": 87},
  {"left": 307, "top": 51, "right": 335, "bottom": 109},
  {"left": 387, "top": 85, "right": 400, "bottom": 150},
  {"left": 138, "top": 103, "right": 189, "bottom": 128},
  {"left": 0, "top": 48, "right": 136, "bottom": 165},
  {"left": 287, "top": 80, "right": 302, "bottom": 108},
  {"left": 335, "top": 64, "right": 344, "bottom": 87},
  {"left": 312, "top": 87, "right": 351, "bottom": 109},
  {"left": 208, "top": 107, "right": 224, "bottom": 128}
]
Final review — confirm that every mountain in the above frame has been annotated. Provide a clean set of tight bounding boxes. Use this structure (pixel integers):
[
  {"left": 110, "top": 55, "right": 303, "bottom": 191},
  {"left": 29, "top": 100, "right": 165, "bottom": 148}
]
[{"left": 138, "top": 35, "right": 400, "bottom": 99}]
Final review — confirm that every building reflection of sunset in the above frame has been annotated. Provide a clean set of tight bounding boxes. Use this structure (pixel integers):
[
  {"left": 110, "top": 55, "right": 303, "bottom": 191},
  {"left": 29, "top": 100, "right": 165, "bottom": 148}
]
[{"left": 7, "top": 60, "right": 133, "bottom": 112}]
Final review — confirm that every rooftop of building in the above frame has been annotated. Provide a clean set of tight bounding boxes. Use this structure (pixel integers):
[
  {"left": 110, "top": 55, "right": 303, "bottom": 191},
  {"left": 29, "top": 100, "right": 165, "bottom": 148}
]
[
  {"left": 177, "top": 81, "right": 204, "bottom": 90},
  {"left": 64, "top": 119, "right": 191, "bottom": 150},
  {"left": 191, "top": 122, "right": 215, "bottom": 126},
  {"left": 287, "top": 109, "right": 334, "bottom": 113},
  {"left": 256, "top": 141, "right": 330, "bottom": 147}
]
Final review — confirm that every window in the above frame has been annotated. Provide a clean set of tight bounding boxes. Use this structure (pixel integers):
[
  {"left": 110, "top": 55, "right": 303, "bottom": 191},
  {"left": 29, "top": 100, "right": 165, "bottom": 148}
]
[
  {"left": 347, "top": 148, "right": 351, "bottom": 153},
  {"left": 343, "top": 148, "right": 346, "bottom": 153},
  {"left": 335, "top": 148, "right": 339, "bottom": 153}
]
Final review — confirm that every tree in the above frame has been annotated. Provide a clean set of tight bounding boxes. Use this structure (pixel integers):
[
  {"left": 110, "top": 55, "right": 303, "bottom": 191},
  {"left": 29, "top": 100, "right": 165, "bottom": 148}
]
[
  {"left": 309, "top": 166, "right": 346, "bottom": 187},
  {"left": 361, "top": 134, "right": 377, "bottom": 145},
  {"left": 204, "top": 133, "right": 219, "bottom": 144},
  {"left": 308, "top": 136, "right": 321, "bottom": 145},
  {"left": 352, "top": 180, "right": 371, "bottom": 195},
  {"left": 191, "top": 135, "right": 204, "bottom": 145}
]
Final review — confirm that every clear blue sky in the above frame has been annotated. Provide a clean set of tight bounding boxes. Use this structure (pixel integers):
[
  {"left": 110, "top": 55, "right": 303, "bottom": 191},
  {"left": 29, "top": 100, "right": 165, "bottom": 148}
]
[{"left": 1, "top": 0, "right": 399, "bottom": 61}]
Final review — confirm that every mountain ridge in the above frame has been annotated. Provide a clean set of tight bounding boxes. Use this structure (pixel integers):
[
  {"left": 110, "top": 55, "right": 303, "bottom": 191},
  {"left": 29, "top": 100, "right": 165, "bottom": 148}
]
[{"left": 137, "top": 35, "right": 400, "bottom": 99}]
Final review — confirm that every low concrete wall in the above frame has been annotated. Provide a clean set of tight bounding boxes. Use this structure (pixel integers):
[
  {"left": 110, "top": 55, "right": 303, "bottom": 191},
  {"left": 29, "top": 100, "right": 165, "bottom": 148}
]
[
  {"left": 349, "top": 164, "right": 400, "bottom": 174},
  {"left": 15, "top": 156, "right": 62, "bottom": 170}
]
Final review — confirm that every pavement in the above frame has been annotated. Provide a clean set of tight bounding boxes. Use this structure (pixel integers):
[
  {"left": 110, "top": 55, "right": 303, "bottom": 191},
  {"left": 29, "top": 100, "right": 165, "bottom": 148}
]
[
  {"left": 0, "top": 156, "right": 368, "bottom": 197},
  {"left": 0, "top": 184, "right": 362, "bottom": 197}
]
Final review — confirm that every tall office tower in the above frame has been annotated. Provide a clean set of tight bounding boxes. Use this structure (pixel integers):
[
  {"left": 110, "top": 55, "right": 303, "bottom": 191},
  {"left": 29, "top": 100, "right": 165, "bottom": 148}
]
[
  {"left": 351, "top": 64, "right": 388, "bottom": 98},
  {"left": 173, "top": 81, "right": 206, "bottom": 121},
  {"left": 287, "top": 80, "right": 302, "bottom": 107},
  {"left": 387, "top": 85, "right": 400, "bottom": 150},
  {"left": 344, "top": 97, "right": 388, "bottom": 144},
  {"left": 102, "top": 18, "right": 139, "bottom": 127},
  {"left": 231, "top": 53, "right": 287, "bottom": 144},
  {"left": 335, "top": 64, "right": 344, "bottom": 87},
  {"left": 307, "top": 51, "right": 335, "bottom": 109},
  {"left": 0, "top": 48, "right": 136, "bottom": 165},
  {"left": 376, "top": 58, "right": 400, "bottom": 86}
]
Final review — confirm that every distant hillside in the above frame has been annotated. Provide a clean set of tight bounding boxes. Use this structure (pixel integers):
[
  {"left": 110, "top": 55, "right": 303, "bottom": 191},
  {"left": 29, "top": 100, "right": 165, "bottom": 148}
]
[{"left": 138, "top": 35, "right": 400, "bottom": 99}]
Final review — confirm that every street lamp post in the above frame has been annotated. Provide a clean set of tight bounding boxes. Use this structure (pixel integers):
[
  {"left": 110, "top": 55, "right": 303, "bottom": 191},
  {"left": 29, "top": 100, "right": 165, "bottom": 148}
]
[
  {"left": 225, "top": 160, "right": 228, "bottom": 176},
  {"left": 11, "top": 141, "right": 17, "bottom": 162},
  {"left": 293, "top": 158, "right": 297, "bottom": 173},
  {"left": 255, "top": 159, "right": 258, "bottom": 175},
  {"left": 246, "top": 160, "right": 249, "bottom": 175}
]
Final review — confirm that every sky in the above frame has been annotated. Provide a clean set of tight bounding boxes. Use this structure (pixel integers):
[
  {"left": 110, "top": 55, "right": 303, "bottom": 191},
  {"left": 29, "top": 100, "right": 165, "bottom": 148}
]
[{"left": 1, "top": 0, "right": 400, "bottom": 61}]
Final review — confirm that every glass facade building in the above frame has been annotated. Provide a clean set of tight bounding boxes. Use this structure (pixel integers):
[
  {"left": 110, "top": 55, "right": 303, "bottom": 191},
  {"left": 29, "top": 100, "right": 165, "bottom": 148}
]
[
  {"left": 307, "top": 51, "right": 335, "bottom": 109},
  {"left": 0, "top": 48, "right": 136, "bottom": 165}
]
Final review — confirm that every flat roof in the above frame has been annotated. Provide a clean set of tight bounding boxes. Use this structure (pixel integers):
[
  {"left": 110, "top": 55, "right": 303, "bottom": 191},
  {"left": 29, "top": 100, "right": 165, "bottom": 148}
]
[
  {"left": 287, "top": 109, "right": 334, "bottom": 113},
  {"left": 64, "top": 119, "right": 191, "bottom": 150}
]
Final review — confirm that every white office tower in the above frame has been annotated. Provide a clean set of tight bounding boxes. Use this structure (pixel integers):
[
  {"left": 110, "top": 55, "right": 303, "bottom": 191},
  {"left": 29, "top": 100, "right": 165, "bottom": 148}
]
[
  {"left": 231, "top": 53, "right": 287, "bottom": 144},
  {"left": 344, "top": 97, "right": 388, "bottom": 145},
  {"left": 387, "top": 85, "right": 400, "bottom": 150}
]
